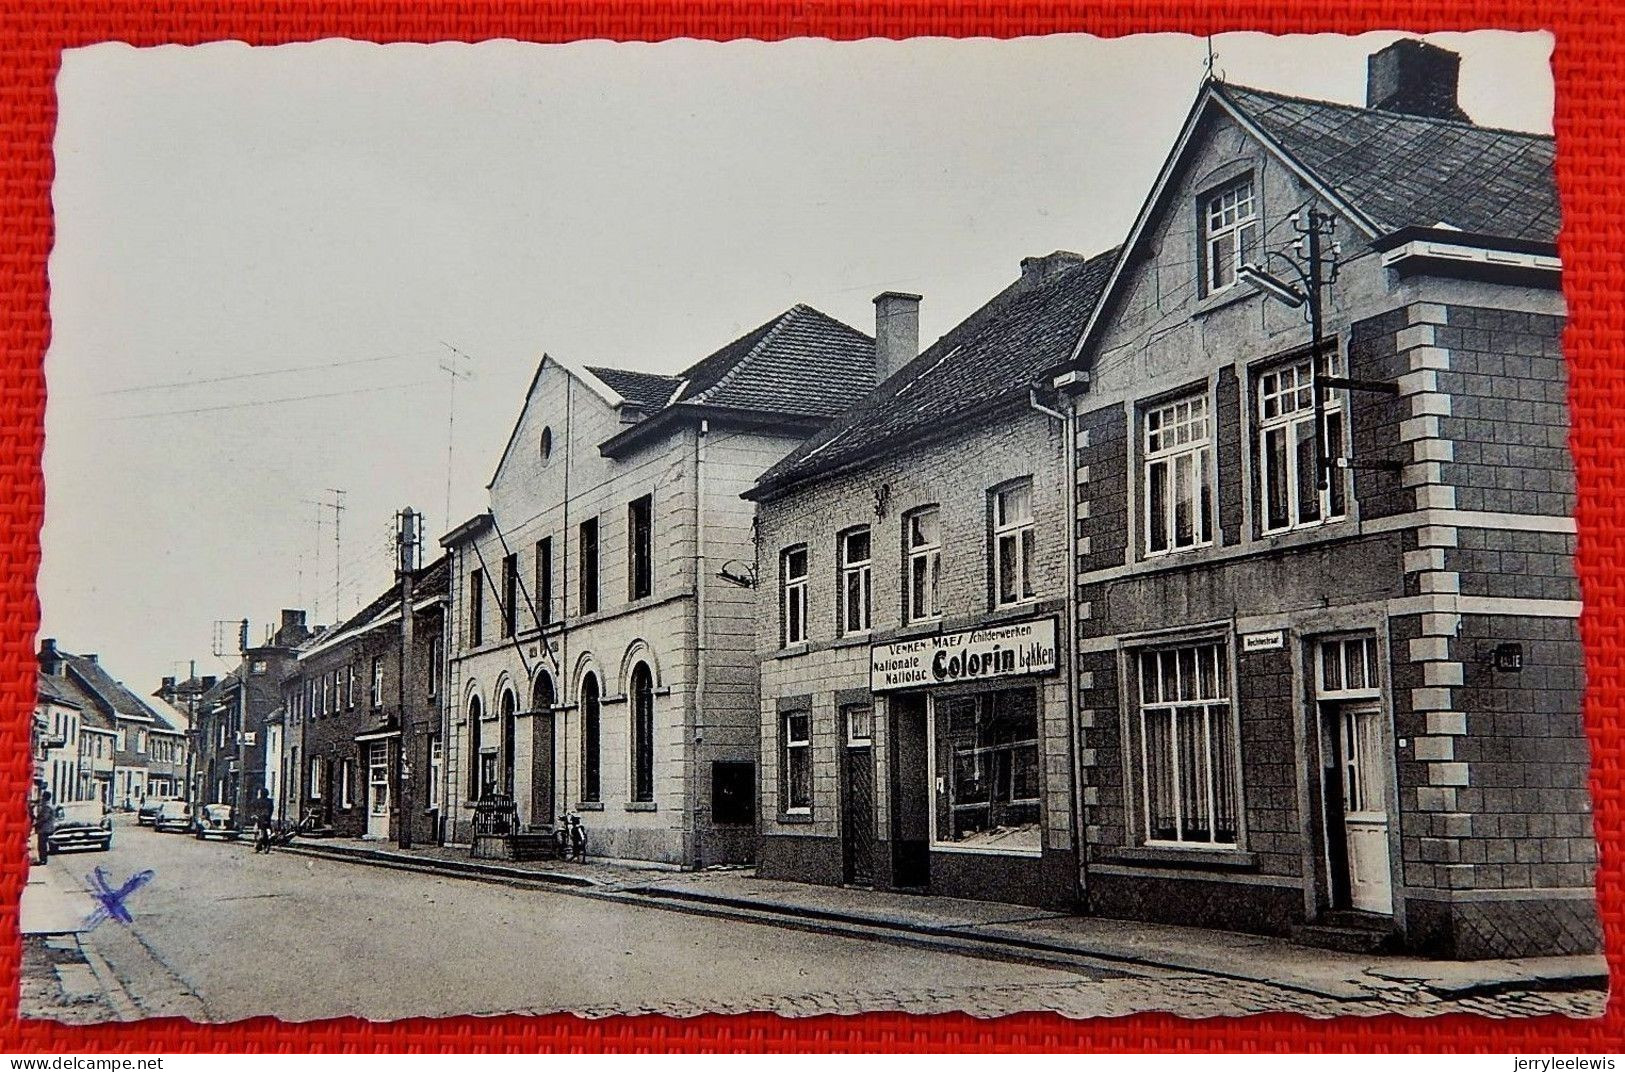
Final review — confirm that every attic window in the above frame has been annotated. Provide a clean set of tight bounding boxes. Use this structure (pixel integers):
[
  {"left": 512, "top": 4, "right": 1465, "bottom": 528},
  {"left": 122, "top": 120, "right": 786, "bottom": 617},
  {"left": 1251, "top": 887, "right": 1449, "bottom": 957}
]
[
  {"left": 540, "top": 426, "right": 554, "bottom": 464},
  {"left": 1202, "top": 177, "right": 1258, "bottom": 295}
]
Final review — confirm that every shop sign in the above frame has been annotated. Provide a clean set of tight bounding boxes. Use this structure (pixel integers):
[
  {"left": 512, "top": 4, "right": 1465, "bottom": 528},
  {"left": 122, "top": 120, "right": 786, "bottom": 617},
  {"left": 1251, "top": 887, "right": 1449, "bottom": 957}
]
[
  {"left": 1241, "top": 629, "right": 1285, "bottom": 653},
  {"left": 870, "top": 616, "right": 1059, "bottom": 693}
]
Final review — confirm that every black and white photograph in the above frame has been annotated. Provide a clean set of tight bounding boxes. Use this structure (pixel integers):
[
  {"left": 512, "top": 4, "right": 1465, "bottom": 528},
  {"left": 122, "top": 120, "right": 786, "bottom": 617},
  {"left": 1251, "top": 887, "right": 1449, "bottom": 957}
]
[{"left": 21, "top": 29, "right": 1606, "bottom": 1024}]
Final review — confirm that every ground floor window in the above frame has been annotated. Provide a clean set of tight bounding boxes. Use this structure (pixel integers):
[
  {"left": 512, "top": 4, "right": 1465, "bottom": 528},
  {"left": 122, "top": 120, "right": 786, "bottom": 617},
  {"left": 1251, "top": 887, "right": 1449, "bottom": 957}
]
[
  {"left": 933, "top": 688, "right": 1040, "bottom": 852},
  {"left": 1133, "top": 639, "right": 1239, "bottom": 846},
  {"left": 479, "top": 752, "right": 498, "bottom": 800},
  {"left": 782, "top": 711, "right": 812, "bottom": 814}
]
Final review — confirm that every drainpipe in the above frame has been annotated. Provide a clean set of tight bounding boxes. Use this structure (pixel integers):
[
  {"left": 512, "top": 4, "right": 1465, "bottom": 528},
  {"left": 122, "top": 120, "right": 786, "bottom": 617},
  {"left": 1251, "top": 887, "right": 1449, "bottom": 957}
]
[
  {"left": 691, "top": 418, "right": 709, "bottom": 869},
  {"left": 1055, "top": 372, "right": 1089, "bottom": 906}
]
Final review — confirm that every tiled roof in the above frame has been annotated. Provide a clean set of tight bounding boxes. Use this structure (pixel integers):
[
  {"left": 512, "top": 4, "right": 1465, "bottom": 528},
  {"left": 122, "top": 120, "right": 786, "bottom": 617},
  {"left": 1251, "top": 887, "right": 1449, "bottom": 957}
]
[
  {"left": 753, "top": 249, "right": 1118, "bottom": 497},
  {"left": 669, "top": 305, "right": 876, "bottom": 419},
  {"left": 589, "top": 306, "right": 875, "bottom": 452},
  {"left": 415, "top": 552, "right": 450, "bottom": 600},
  {"left": 585, "top": 366, "right": 681, "bottom": 411},
  {"left": 38, "top": 671, "right": 92, "bottom": 711},
  {"left": 1218, "top": 83, "right": 1558, "bottom": 243},
  {"left": 62, "top": 652, "right": 163, "bottom": 722}
]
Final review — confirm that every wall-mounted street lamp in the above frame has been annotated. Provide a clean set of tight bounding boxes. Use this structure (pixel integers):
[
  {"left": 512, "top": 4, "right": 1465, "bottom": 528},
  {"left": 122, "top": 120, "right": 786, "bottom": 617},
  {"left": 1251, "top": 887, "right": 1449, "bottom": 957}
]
[
  {"left": 1237, "top": 261, "right": 1307, "bottom": 308},
  {"left": 717, "top": 561, "right": 758, "bottom": 589}
]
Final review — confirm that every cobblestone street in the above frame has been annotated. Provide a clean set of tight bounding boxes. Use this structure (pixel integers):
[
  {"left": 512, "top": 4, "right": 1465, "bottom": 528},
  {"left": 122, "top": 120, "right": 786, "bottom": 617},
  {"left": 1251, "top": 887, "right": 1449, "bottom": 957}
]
[{"left": 21, "top": 818, "right": 1607, "bottom": 1025}]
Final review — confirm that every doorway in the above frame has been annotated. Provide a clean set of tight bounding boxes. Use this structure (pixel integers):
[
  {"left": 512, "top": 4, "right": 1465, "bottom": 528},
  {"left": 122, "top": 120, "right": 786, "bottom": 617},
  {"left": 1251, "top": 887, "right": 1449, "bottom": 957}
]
[
  {"left": 531, "top": 675, "right": 556, "bottom": 828},
  {"left": 841, "top": 704, "right": 876, "bottom": 886},
  {"left": 366, "top": 742, "right": 390, "bottom": 839},
  {"left": 888, "top": 693, "right": 930, "bottom": 889},
  {"left": 1314, "top": 635, "right": 1394, "bottom": 917},
  {"left": 1320, "top": 699, "right": 1394, "bottom": 915}
]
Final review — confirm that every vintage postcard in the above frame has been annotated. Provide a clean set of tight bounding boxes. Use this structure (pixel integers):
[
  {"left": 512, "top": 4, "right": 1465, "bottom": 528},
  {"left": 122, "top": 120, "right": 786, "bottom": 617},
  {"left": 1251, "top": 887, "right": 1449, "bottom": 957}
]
[{"left": 23, "top": 30, "right": 1605, "bottom": 1024}]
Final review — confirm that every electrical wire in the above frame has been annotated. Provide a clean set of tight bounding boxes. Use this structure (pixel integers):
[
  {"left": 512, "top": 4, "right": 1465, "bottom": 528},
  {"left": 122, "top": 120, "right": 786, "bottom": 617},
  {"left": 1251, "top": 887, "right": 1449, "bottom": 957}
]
[
  {"left": 100, "top": 379, "right": 439, "bottom": 421},
  {"left": 89, "top": 347, "right": 442, "bottom": 397}
]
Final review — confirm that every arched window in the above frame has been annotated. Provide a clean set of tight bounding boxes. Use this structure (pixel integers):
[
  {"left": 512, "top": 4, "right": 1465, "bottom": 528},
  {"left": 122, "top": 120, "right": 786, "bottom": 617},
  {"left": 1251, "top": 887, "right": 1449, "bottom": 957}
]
[
  {"left": 581, "top": 674, "right": 601, "bottom": 804},
  {"left": 500, "top": 689, "right": 517, "bottom": 798},
  {"left": 631, "top": 663, "right": 655, "bottom": 803},
  {"left": 467, "top": 695, "right": 483, "bottom": 799},
  {"left": 532, "top": 673, "right": 555, "bottom": 712}
]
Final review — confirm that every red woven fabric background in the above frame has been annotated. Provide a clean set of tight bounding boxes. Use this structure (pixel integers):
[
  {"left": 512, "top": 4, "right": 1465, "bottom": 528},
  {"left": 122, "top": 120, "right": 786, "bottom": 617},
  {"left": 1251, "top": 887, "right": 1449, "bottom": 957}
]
[{"left": 0, "top": 0, "right": 1618, "bottom": 1053}]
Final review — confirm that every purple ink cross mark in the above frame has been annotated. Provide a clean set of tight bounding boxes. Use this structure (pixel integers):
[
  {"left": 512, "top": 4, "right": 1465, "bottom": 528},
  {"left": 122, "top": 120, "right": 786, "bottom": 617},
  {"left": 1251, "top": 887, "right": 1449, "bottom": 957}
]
[{"left": 82, "top": 866, "right": 154, "bottom": 930}]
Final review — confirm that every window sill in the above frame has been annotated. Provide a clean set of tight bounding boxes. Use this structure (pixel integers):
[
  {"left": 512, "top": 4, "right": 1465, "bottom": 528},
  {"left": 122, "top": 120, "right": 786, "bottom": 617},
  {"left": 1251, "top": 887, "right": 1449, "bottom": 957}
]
[
  {"left": 624, "top": 801, "right": 657, "bottom": 813},
  {"left": 831, "top": 634, "right": 871, "bottom": 650},
  {"left": 1191, "top": 285, "right": 1256, "bottom": 319},
  {"left": 1141, "top": 541, "right": 1215, "bottom": 564},
  {"left": 774, "top": 644, "right": 811, "bottom": 661},
  {"left": 931, "top": 843, "right": 1043, "bottom": 858},
  {"left": 896, "top": 618, "right": 944, "bottom": 639},
  {"left": 778, "top": 811, "right": 813, "bottom": 825},
  {"left": 1101, "top": 846, "right": 1259, "bottom": 871},
  {"left": 576, "top": 801, "right": 605, "bottom": 812}
]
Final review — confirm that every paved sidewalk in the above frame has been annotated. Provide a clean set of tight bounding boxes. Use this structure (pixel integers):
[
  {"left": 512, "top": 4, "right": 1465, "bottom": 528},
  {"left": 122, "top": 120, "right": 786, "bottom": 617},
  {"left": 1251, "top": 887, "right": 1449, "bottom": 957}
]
[
  {"left": 19, "top": 864, "right": 141, "bottom": 1023},
  {"left": 281, "top": 836, "right": 1609, "bottom": 1003},
  {"left": 21, "top": 863, "right": 94, "bottom": 936}
]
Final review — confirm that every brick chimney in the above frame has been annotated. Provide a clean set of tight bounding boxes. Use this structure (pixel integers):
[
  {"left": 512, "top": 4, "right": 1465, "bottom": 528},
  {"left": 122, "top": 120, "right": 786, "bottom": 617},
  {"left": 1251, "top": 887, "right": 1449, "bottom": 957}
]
[
  {"left": 276, "top": 608, "right": 309, "bottom": 646},
  {"left": 1019, "top": 250, "right": 1088, "bottom": 289},
  {"left": 39, "top": 638, "right": 61, "bottom": 676},
  {"left": 1367, "top": 39, "right": 1470, "bottom": 122},
  {"left": 872, "top": 291, "right": 921, "bottom": 384}
]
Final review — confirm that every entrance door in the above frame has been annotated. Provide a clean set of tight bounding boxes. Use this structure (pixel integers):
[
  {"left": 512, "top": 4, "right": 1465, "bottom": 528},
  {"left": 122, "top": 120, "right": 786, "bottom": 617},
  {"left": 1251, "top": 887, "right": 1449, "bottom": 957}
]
[
  {"left": 531, "top": 677, "right": 556, "bottom": 828},
  {"left": 531, "top": 713, "right": 555, "bottom": 828},
  {"left": 889, "top": 694, "right": 930, "bottom": 889},
  {"left": 1323, "top": 701, "right": 1393, "bottom": 915},
  {"left": 366, "top": 742, "right": 390, "bottom": 839},
  {"left": 841, "top": 705, "right": 876, "bottom": 886}
]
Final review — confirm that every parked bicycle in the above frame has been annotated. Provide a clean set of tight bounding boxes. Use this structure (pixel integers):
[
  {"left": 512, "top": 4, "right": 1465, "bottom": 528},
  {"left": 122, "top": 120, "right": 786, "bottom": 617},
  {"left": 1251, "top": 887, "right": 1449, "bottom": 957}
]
[
  {"left": 555, "top": 813, "right": 587, "bottom": 862},
  {"left": 261, "top": 812, "right": 317, "bottom": 852}
]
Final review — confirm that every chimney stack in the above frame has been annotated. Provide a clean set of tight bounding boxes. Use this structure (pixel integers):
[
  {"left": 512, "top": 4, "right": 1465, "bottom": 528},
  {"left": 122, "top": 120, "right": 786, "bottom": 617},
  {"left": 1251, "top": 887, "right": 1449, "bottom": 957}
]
[
  {"left": 872, "top": 292, "right": 921, "bottom": 384},
  {"left": 39, "top": 638, "right": 61, "bottom": 677},
  {"left": 277, "top": 608, "right": 309, "bottom": 645},
  {"left": 1366, "top": 39, "right": 1469, "bottom": 122},
  {"left": 1019, "top": 250, "right": 1088, "bottom": 290}
]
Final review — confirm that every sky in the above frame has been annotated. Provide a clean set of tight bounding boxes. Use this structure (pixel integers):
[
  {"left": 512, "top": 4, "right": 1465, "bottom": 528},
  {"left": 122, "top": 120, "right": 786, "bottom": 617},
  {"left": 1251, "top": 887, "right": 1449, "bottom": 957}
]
[{"left": 42, "top": 30, "right": 1555, "bottom": 693}]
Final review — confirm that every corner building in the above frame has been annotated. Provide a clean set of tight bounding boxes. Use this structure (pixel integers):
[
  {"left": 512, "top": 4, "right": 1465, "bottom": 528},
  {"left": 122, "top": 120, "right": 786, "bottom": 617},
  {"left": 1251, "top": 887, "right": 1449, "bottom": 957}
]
[
  {"left": 1059, "top": 42, "right": 1596, "bottom": 957},
  {"left": 747, "top": 254, "right": 1115, "bottom": 908}
]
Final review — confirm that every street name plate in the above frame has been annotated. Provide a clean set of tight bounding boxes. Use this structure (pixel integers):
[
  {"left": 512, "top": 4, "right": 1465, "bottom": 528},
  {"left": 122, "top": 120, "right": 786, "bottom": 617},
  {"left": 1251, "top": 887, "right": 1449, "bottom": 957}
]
[{"left": 1242, "top": 629, "right": 1286, "bottom": 652}]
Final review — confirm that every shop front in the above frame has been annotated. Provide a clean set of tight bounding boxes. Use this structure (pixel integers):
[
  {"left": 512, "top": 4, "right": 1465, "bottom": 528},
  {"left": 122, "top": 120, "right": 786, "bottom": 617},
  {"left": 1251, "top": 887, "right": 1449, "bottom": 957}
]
[{"left": 866, "top": 615, "right": 1075, "bottom": 909}]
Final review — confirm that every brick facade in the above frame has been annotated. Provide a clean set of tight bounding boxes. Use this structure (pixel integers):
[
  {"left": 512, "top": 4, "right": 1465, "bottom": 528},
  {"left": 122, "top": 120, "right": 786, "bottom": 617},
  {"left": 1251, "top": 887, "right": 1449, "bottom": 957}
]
[
  {"left": 1053, "top": 85, "right": 1592, "bottom": 957},
  {"left": 754, "top": 404, "right": 1079, "bottom": 909}
]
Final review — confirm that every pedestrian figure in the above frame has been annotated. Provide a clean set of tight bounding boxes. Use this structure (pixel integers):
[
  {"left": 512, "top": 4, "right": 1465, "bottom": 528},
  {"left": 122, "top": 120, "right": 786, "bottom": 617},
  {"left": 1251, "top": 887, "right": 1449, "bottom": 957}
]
[
  {"left": 251, "top": 788, "right": 274, "bottom": 853},
  {"left": 30, "top": 790, "right": 56, "bottom": 865}
]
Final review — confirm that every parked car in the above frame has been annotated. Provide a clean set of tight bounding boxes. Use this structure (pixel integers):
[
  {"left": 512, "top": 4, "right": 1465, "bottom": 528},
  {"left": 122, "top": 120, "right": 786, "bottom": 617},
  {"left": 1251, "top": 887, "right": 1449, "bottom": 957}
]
[
  {"left": 137, "top": 797, "right": 182, "bottom": 826},
  {"left": 47, "top": 801, "right": 112, "bottom": 853},
  {"left": 152, "top": 799, "right": 193, "bottom": 833},
  {"left": 193, "top": 804, "right": 240, "bottom": 841}
]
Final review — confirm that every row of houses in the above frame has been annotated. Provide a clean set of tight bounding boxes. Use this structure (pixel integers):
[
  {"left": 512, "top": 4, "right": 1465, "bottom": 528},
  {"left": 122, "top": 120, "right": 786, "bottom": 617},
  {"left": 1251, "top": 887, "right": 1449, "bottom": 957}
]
[
  {"left": 172, "top": 40, "right": 1595, "bottom": 960},
  {"left": 32, "top": 640, "right": 193, "bottom": 809}
]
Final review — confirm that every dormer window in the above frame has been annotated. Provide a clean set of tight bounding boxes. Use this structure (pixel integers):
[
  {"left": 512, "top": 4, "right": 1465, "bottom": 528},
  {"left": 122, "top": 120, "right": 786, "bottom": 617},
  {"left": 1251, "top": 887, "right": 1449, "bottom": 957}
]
[{"left": 1203, "top": 177, "right": 1258, "bottom": 295}]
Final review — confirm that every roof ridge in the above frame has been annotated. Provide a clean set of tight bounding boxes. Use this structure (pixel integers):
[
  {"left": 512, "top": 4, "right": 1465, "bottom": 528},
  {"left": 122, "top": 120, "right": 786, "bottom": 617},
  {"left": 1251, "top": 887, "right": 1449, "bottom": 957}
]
[{"left": 1217, "top": 80, "right": 1554, "bottom": 142}]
